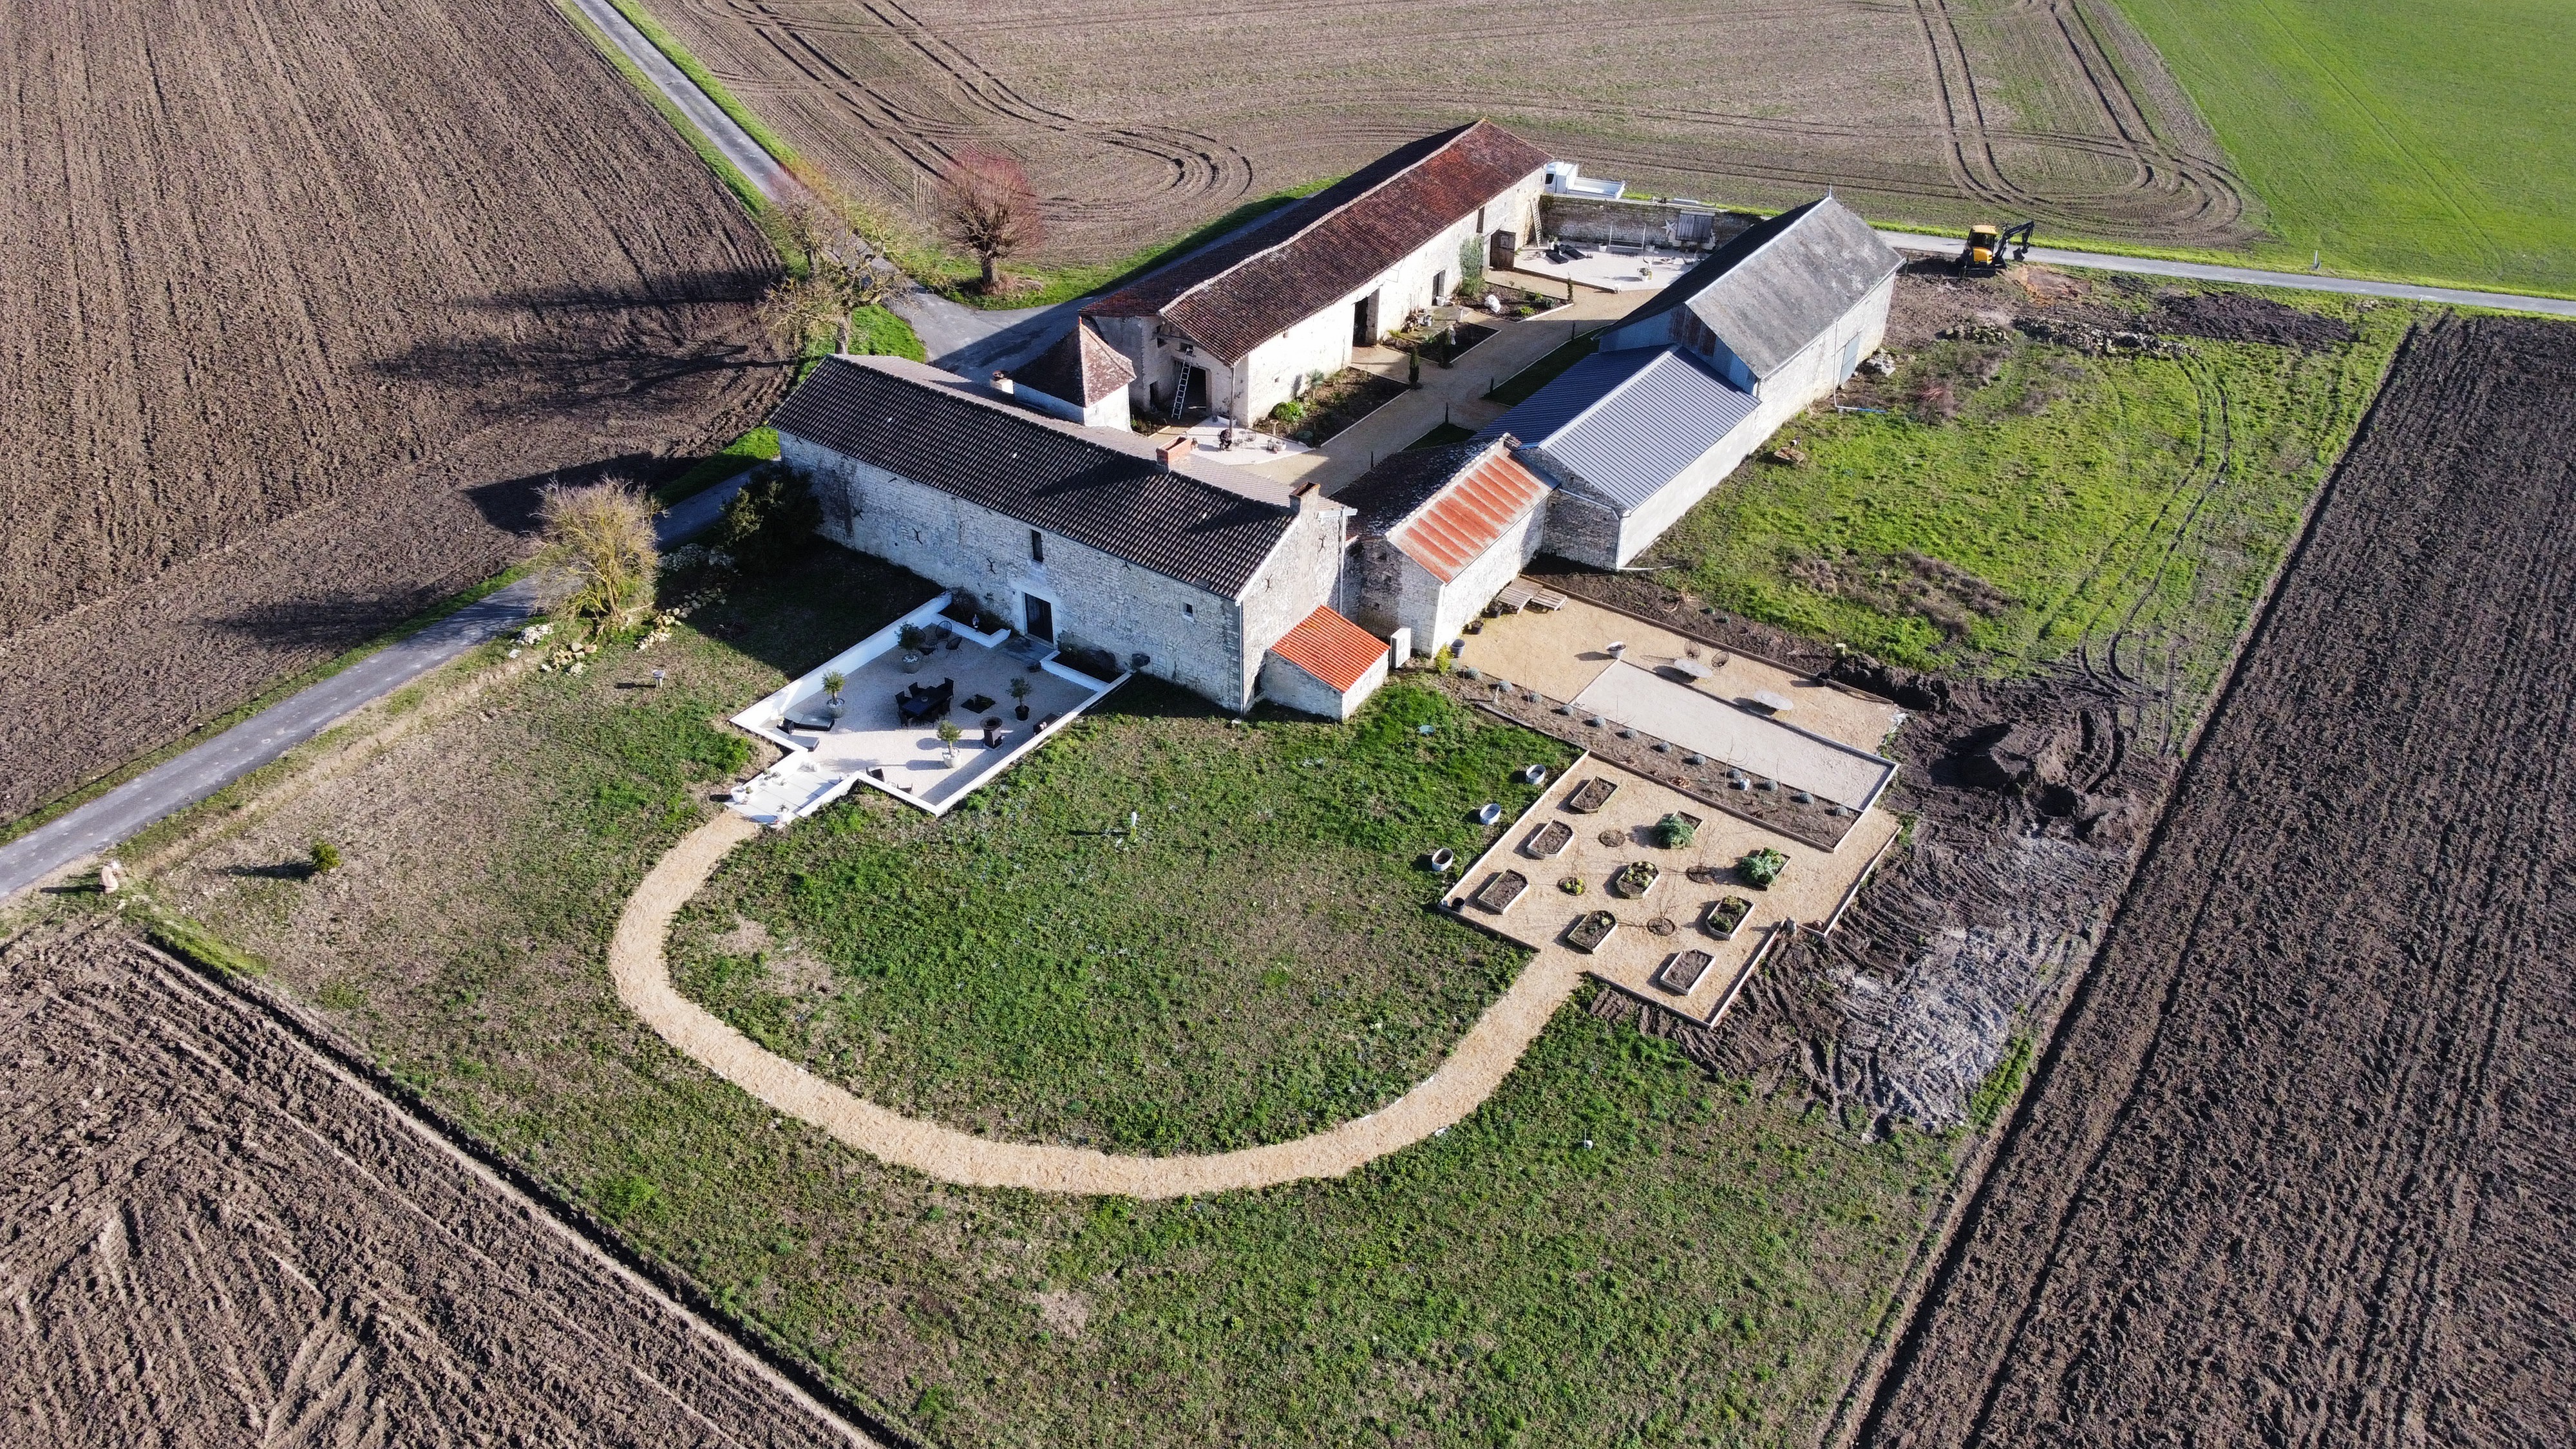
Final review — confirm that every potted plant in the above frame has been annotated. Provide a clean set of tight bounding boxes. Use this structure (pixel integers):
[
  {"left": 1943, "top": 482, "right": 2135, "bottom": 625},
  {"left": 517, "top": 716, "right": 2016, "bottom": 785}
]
[
  {"left": 821, "top": 670, "right": 846, "bottom": 719},
  {"left": 935, "top": 718, "right": 963, "bottom": 765},
  {"left": 1009, "top": 676, "right": 1032, "bottom": 720},
  {"left": 1653, "top": 812, "right": 1697, "bottom": 849},
  {"left": 898, "top": 623, "right": 928, "bottom": 674}
]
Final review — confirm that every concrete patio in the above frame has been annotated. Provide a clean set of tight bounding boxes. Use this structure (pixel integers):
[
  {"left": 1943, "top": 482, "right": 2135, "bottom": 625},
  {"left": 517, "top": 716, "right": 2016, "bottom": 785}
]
[{"left": 728, "top": 594, "right": 1117, "bottom": 822}]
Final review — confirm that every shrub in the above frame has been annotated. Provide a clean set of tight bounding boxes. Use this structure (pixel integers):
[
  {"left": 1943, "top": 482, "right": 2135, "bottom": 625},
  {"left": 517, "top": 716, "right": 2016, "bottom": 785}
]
[
  {"left": 1271, "top": 397, "right": 1308, "bottom": 424},
  {"left": 898, "top": 623, "right": 930, "bottom": 652},
  {"left": 1432, "top": 645, "right": 1454, "bottom": 674},
  {"left": 541, "top": 479, "right": 658, "bottom": 623},
  {"left": 710, "top": 466, "right": 822, "bottom": 573},
  {"left": 308, "top": 840, "right": 343, "bottom": 875},
  {"left": 1739, "top": 847, "right": 1788, "bottom": 889},
  {"left": 1654, "top": 813, "right": 1697, "bottom": 849}
]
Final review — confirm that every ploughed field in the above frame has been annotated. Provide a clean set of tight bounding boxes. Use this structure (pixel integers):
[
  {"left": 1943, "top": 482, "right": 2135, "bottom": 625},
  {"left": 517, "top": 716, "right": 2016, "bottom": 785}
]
[
  {"left": 1862, "top": 316, "right": 2576, "bottom": 1443},
  {"left": 0, "top": 920, "right": 866, "bottom": 1448},
  {"left": 644, "top": 0, "right": 2251, "bottom": 265},
  {"left": 0, "top": 0, "right": 782, "bottom": 821}
]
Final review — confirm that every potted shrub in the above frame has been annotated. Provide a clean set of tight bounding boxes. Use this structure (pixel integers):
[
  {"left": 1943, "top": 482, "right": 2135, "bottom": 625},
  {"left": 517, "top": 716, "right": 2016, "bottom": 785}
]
[
  {"left": 1739, "top": 848, "right": 1788, "bottom": 890},
  {"left": 1009, "top": 676, "right": 1032, "bottom": 720},
  {"left": 935, "top": 719, "right": 963, "bottom": 766},
  {"left": 1653, "top": 813, "right": 1698, "bottom": 849},
  {"left": 821, "top": 670, "right": 846, "bottom": 719},
  {"left": 898, "top": 623, "right": 929, "bottom": 674}
]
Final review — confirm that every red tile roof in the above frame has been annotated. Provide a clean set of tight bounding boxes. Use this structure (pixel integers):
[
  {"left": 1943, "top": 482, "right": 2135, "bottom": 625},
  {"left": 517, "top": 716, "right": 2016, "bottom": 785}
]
[
  {"left": 1084, "top": 121, "right": 1550, "bottom": 364},
  {"left": 1270, "top": 606, "right": 1387, "bottom": 693},
  {"left": 1385, "top": 446, "right": 1553, "bottom": 583}
]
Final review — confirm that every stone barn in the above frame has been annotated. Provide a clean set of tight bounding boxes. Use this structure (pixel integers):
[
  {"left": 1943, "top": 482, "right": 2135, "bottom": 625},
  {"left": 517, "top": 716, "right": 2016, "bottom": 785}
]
[
  {"left": 1470, "top": 194, "right": 1901, "bottom": 568},
  {"left": 1082, "top": 120, "right": 1549, "bottom": 427},
  {"left": 769, "top": 355, "right": 1361, "bottom": 715}
]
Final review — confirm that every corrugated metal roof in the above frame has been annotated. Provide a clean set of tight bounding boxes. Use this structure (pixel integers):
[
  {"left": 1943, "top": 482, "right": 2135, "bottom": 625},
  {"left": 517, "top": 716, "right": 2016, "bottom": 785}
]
[
  {"left": 1475, "top": 347, "right": 1758, "bottom": 513},
  {"left": 1385, "top": 446, "right": 1552, "bottom": 583},
  {"left": 1615, "top": 197, "right": 1899, "bottom": 378},
  {"left": 1269, "top": 605, "right": 1386, "bottom": 692},
  {"left": 1083, "top": 121, "right": 1549, "bottom": 363},
  {"left": 770, "top": 356, "right": 1296, "bottom": 598}
]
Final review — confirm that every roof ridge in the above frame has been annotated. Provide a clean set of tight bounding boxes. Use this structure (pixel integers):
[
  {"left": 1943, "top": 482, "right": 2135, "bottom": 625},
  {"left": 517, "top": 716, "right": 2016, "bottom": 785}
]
[
  {"left": 1529, "top": 346, "right": 1683, "bottom": 446},
  {"left": 1157, "top": 122, "right": 1487, "bottom": 339}
]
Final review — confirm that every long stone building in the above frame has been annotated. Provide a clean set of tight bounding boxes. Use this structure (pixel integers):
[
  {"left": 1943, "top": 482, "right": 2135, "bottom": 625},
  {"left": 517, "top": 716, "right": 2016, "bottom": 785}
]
[
  {"left": 769, "top": 355, "right": 1372, "bottom": 715},
  {"left": 1082, "top": 120, "right": 1548, "bottom": 427}
]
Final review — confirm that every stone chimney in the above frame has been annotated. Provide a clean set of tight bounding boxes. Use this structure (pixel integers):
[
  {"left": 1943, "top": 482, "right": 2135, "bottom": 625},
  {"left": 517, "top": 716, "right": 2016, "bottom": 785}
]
[{"left": 1157, "top": 436, "right": 1196, "bottom": 467}]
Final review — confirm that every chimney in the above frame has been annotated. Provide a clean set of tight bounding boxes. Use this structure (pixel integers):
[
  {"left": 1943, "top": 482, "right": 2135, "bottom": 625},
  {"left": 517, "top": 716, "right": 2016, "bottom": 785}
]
[
  {"left": 989, "top": 370, "right": 1015, "bottom": 395},
  {"left": 1157, "top": 436, "right": 1195, "bottom": 467}
]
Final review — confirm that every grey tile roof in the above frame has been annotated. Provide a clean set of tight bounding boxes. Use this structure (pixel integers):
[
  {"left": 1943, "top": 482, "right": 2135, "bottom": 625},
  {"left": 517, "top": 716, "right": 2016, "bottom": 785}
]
[
  {"left": 1613, "top": 196, "right": 1900, "bottom": 379},
  {"left": 1474, "top": 346, "right": 1757, "bottom": 513},
  {"left": 770, "top": 356, "right": 1297, "bottom": 598},
  {"left": 1013, "top": 319, "right": 1134, "bottom": 407}
]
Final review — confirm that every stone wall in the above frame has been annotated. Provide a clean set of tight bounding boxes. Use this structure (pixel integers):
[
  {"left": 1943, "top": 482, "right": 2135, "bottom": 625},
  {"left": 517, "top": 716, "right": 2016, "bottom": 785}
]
[
  {"left": 1258, "top": 647, "right": 1387, "bottom": 721},
  {"left": 1539, "top": 194, "right": 1754, "bottom": 251},
  {"left": 784, "top": 433, "right": 1267, "bottom": 708},
  {"left": 1233, "top": 495, "right": 1352, "bottom": 703},
  {"left": 1541, "top": 490, "right": 1622, "bottom": 571}
]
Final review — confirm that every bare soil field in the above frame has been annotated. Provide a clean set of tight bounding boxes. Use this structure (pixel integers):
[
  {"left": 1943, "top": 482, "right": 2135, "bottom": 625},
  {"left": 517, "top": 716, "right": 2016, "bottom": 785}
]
[
  {"left": 1858, "top": 316, "right": 2576, "bottom": 1443},
  {"left": 0, "top": 918, "right": 871, "bottom": 1447},
  {"left": 643, "top": 0, "right": 2252, "bottom": 265},
  {"left": 0, "top": 0, "right": 784, "bottom": 820}
]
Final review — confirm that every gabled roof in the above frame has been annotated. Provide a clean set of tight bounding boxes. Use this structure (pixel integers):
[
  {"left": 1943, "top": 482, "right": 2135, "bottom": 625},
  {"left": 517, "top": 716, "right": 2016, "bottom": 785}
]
[
  {"left": 1268, "top": 606, "right": 1386, "bottom": 692},
  {"left": 1475, "top": 346, "right": 1759, "bottom": 513},
  {"left": 1615, "top": 196, "right": 1900, "bottom": 378},
  {"left": 769, "top": 355, "right": 1297, "bottom": 598},
  {"left": 1339, "top": 438, "right": 1551, "bottom": 583},
  {"left": 1014, "top": 319, "right": 1134, "bottom": 407},
  {"left": 1084, "top": 121, "right": 1550, "bottom": 364}
]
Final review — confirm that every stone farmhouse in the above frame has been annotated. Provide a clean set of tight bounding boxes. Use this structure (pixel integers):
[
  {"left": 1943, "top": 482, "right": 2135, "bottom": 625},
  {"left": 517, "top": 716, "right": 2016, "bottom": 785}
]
[
  {"left": 1081, "top": 120, "right": 1549, "bottom": 425},
  {"left": 764, "top": 133, "right": 1902, "bottom": 720},
  {"left": 770, "top": 354, "right": 1370, "bottom": 715}
]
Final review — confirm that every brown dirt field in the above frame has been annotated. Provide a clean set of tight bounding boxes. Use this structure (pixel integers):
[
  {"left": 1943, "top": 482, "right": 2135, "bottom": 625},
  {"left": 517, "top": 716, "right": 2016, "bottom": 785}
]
[
  {"left": 644, "top": 0, "right": 2252, "bottom": 265},
  {"left": 1856, "top": 316, "right": 2576, "bottom": 1444},
  {"left": 0, "top": 918, "right": 873, "bottom": 1447},
  {"left": 0, "top": 0, "right": 785, "bottom": 820}
]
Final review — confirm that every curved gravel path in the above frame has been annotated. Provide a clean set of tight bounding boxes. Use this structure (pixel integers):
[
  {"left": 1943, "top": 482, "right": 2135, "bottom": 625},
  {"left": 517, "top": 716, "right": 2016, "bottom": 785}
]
[{"left": 610, "top": 813, "right": 1585, "bottom": 1198}]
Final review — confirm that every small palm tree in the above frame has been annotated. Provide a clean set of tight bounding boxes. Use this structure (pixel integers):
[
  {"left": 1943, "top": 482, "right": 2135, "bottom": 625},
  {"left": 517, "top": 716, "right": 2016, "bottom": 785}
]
[
  {"left": 936, "top": 718, "right": 963, "bottom": 763},
  {"left": 821, "top": 670, "right": 846, "bottom": 703}
]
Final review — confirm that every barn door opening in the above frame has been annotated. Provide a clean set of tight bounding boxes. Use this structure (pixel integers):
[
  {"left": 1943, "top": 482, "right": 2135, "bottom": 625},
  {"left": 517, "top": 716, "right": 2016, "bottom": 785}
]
[{"left": 1352, "top": 291, "right": 1379, "bottom": 346}]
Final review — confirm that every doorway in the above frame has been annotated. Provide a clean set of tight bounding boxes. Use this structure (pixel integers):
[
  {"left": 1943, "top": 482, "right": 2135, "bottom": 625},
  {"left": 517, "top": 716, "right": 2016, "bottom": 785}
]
[
  {"left": 1022, "top": 594, "right": 1054, "bottom": 643},
  {"left": 1352, "top": 291, "right": 1380, "bottom": 346},
  {"left": 1170, "top": 362, "right": 1211, "bottom": 417}
]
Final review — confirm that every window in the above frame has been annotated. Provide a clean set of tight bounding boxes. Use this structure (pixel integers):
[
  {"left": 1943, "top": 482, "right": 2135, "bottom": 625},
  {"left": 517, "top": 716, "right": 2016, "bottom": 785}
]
[
  {"left": 1183, "top": 601, "right": 1195, "bottom": 618},
  {"left": 1029, "top": 529, "right": 1045, "bottom": 563}
]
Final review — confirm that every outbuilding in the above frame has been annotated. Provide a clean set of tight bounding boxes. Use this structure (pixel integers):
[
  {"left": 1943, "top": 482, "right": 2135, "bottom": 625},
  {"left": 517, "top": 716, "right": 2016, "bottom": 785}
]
[
  {"left": 1338, "top": 437, "right": 1555, "bottom": 650},
  {"left": 1083, "top": 120, "right": 1549, "bottom": 428}
]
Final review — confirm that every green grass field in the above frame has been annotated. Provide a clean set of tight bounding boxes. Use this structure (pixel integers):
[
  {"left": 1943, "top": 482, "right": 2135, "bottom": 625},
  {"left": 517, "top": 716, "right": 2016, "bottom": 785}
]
[
  {"left": 132, "top": 544, "right": 1960, "bottom": 1448},
  {"left": 1649, "top": 290, "right": 2409, "bottom": 719},
  {"left": 2108, "top": 0, "right": 2574, "bottom": 292},
  {"left": 674, "top": 680, "right": 1569, "bottom": 1154}
]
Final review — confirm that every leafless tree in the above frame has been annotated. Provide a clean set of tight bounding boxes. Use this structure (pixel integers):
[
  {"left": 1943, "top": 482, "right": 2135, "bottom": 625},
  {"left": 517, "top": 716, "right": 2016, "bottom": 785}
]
[
  {"left": 934, "top": 149, "right": 1043, "bottom": 292},
  {"left": 757, "top": 207, "right": 898, "bottom": 356},
  {"left": 540, "top": 478, "right": 658, "bottom": 625}
]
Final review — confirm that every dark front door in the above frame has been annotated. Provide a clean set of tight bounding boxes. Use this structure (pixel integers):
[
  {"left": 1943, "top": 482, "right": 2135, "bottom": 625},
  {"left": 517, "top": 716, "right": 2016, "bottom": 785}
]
[
  {"left": 1022, "top": 594, "right": 1054, "bottom": 643},
  {"left": 1352, "top": 292, "right": 1378, "bottom": 346}
]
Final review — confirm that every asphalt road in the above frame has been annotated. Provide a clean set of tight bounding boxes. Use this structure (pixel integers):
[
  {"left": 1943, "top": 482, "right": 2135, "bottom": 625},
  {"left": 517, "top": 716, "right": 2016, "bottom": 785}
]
[
  {"left": 564, "top": 0, "right": 792, "bottom": 200},
  {"left": 0, "top": 477, "right": 751, "bottom": 902}
]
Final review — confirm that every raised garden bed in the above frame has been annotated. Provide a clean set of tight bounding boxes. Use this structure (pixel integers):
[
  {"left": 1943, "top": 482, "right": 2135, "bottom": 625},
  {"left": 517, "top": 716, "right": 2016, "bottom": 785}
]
[
  {"left": 1653, "top": 949, "right": 1714, "bottom": 995},
  {"left": 1565, "top": 910, "right": 1618, "bottom": 953},
  {"left": 1387, "top": 320, "right": 1498, "bottom": 364},
  {"left": 1258, "top": 367, "right": 1406, "bottom": 446},
  {"left": 1564, "top": 777, "right": 1620, "bottom": 814},
  {"left": 1653, "top": 811, "right": 1701, "bottom": 848},
  {"left": 1739, "top": 848, "right": 1788, "bottom": 890},
  {"left": 940, "top": 596, "right": 1001, "bottom": 632},
  {"left": 1470, "top": 869, "right": 1528, "bottom": 914},
  {"left": 1611, "top": 860, "right": 1661, "bottom": 899},
  {"left": 1704, "top": 895, "right": 1752, "bottom": 940},
  {"left": 1524, "top": 819, "right": 1573, "bottom": 857}
]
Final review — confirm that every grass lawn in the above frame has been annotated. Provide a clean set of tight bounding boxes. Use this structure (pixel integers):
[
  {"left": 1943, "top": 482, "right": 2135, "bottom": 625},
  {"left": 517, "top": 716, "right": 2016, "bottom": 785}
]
[
  {"left": 672, "top": 679, "right": 1571, "bottom": 1154},
  {"left": 1403, "top": 421, "right": 1479, "bottom": 452},
  {"left": 1648, "top": 290, "right": 2409, "bottom": 719},
  {"left": 124, "top": 542, "right": 1963, "bottom": 1448},
  {"left": 2107, "top": 0, "right": 2574, "bottom": 292},
  {"left": 1487, "top": 329, "right": 1604, "bottom": 406}
]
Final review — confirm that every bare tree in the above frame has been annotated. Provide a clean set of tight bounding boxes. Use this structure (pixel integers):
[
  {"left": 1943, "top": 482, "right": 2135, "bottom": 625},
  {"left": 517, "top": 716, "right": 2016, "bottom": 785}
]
[
  {"left": 540, "top": 478, "right": 658, "bottom": 625},
  {"left": 757, "top": 205, "right": 898, "bottom": 357},
  {"left": 934, "top": 149, "right": 1043, "bottom": 292},
  {"left": 756, "top": 272, "right": 837, "bottom": 358},
  {"left": 773, "top": 198, "right": 832, "bottom": 275}
]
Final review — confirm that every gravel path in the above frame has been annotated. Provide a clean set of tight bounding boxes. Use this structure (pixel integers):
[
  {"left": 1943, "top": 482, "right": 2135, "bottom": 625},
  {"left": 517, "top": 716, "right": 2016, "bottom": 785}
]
[
  {"left": 611, "top": 813, "right": 1587, "bottom": 1197},
  {"left": 0, "top": 476, "right": 753, "bottom": 903},
  {"left": 1874, "top": 230, "right": 2576, "bottom": 318}
]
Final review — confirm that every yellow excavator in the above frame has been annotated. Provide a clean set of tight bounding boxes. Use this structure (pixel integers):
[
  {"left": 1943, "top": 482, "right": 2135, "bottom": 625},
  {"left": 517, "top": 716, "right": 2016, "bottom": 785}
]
[{"left": 1957, "top": 220, "right": 2036, "bottom": 278}]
